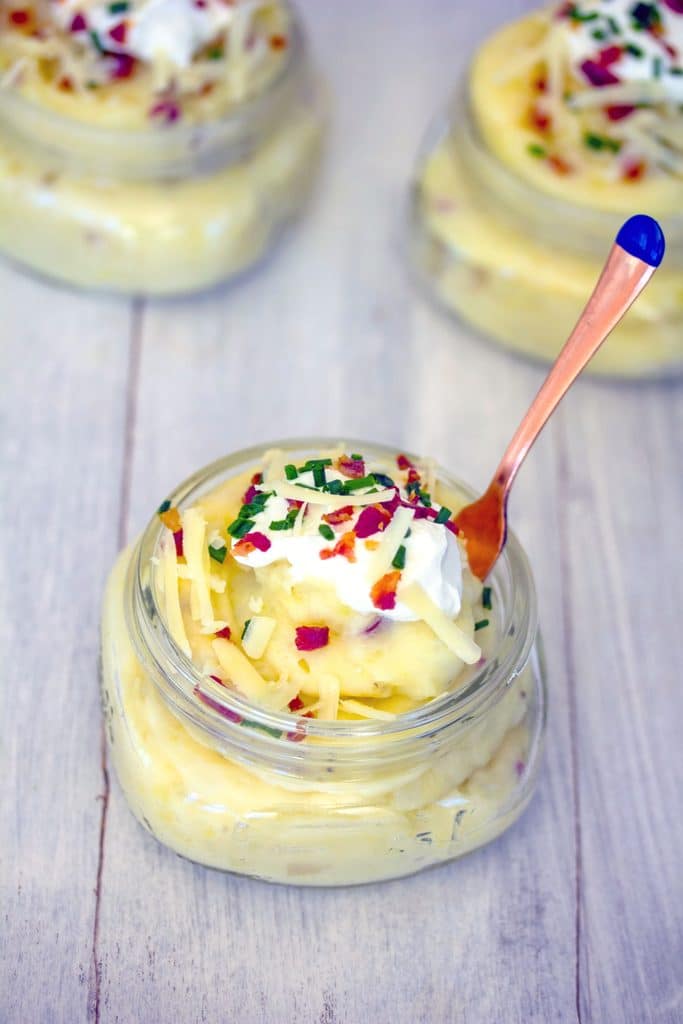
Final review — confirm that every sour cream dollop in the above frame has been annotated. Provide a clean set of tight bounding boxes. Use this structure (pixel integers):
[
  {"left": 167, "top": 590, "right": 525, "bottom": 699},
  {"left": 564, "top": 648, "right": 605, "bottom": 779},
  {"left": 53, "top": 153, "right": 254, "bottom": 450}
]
[
  {"left": 51, "top": 0, "right": 266, "bottom": 69},
  {"left": 230, "top": 459, "right": 464, "bottom": 624}
]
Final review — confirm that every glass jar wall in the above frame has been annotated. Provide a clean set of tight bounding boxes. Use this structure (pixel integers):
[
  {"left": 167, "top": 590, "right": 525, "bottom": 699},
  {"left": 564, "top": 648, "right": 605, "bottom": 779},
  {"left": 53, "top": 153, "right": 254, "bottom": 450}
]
[{"left": 410, "top": 66, "right": 682, "bottom": 379}]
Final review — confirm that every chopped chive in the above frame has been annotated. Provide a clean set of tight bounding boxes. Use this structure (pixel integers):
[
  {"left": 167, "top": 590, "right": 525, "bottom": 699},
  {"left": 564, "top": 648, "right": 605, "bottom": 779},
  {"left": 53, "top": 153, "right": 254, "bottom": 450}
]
[
  {"left": 319, "top": 524, "right": 335, "bottom": 542},
  {"left": 286, "top": 507, "right": 300, "bottom": 523},
  {"left": 625, "top": 42, "right": 643, "bottom": 57},
  {"left": 653, "top": 56, "right": 662, "bottom": 79},
  {"left": 405, "top": 528, "right": 412, "bottom": 538},
  {"left": 270, "top": 519, "right": 292, "bottom": 530},
  {"left": 435, "top": 506, "right": 452, "bottom": 525},
  {"left": 157, "top": 499, "right": 171, "bottom": 514},
  {"left": 482, "top": 586, "right": 492, "bottom": 610},
  {"left": 419, "top": 490, "right": 432, "bottom": 507},
  {"left": 607, "top": 15, "right": 619, "bottom": 33},
  {"left": 89, "top": 30, "right": 105, "bottom": 53},
  {"left": 241, "top": 619, "right": 252, "bottom": 640},
  {"left": 371, "top": 472, "right": 395, "bottom": 489},
  {"left": 207, "top": 46, "right": 224, "bottom": 60},
  {"left": 284, "top": 464, "right": 298, "bottom": 480},
  {"left": 227, "top": 518, "right": 255, "bottom": 539},
  {"left": 208, "top": 543, "right": 227, "bottom": 564},
  {"left": 350, "top": 453, "right": 363, "bottom": 461},
  {"left": 474, "top": 619, "right": 490, "bottom": 632},
  {"left": 392, "top": 545, "right": 406, "bottom": 570},
  {"left": 591, "top": 28, "right": 606, "bottom": 40},
  {"left": 326, "top": 479, "right": 343, "bottom": 494},
  {"left": 304, "top": 458, "right": 333, "bottom": 468},
  {"left": 342, "top": 475, "right": 377, "bottom": 492},
  {"left": 527, "top": 143, "right": 547, "bottom": 158},
  {"left": 584, "top": 132, "right": 621, "bottom": 153},
  {"left": 312, "top": 463, "right": 327, "bottom": 488},
  {"left": 108, "top": 0, "right": 129, "bottom": 12}
]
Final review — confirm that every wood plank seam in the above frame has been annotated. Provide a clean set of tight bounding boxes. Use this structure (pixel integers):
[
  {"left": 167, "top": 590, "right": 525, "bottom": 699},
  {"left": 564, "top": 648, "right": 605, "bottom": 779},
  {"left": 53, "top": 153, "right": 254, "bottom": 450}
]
[
  {"left": 89, "top": 298, "right": 145, "bottom": 1024},
  {"left": 557, "top": 410, "right": 584, "bottom": 1024}
]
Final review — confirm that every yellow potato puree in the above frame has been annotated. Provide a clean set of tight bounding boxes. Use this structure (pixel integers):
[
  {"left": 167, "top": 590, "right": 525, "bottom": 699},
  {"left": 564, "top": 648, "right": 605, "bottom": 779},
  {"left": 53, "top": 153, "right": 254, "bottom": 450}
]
[
  {"left": 413, "top": 3, "right": 682, "bottom": 376},
  {"left": 100, "top": 445, "right": 545, "bottom": 884},
  {"left": 0, "top": 1, "right": 323, "bottom": 292}
]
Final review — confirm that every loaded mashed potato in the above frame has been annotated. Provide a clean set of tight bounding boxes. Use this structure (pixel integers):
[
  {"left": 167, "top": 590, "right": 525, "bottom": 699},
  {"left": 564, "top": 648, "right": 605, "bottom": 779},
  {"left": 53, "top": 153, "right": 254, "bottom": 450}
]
[
  {"left": 0, "top": 0, "right": 323, "bottom": 291},
  {"left": 101, "top": 446, "right": 542, "bottom": 884},
  {"left": 414, "top": 0, "right": 682, "bottom": 375}
]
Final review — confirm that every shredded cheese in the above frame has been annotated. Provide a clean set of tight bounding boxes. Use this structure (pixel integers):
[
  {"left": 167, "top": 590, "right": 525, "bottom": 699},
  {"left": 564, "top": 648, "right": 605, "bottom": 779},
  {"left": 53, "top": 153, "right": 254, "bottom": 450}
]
[
  {"left": 339, "top": 699, "right": 397, "bottom": 721},
  {"left": 160, "top": 534, "right": 191, "bottom": 657},
  {"left": 365, "top": 506, "right": 415, "bottom": 585},
  {"left": 270, "top": 481, "right": 397, "bottom": 509},
  {"left": 241, "top": 616, "right": 276, "bottom": 660},
  {"left": 400, "top": 583, "right": 481, "bottom": 664},
  {"left": 212, "top": 637, "right": 291, "bottom": 709}
]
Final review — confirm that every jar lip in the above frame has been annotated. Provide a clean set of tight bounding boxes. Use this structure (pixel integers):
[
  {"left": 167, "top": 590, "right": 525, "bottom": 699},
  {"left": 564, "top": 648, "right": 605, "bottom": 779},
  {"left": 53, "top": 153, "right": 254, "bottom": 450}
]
[
  {"left": 0, "top": 0, "right": 305, "bottom": 145},
  {"left": 129, "top": 436, "right": 539, "bottom": 752},
  {"left": 415, "top": 71, "right": 683, "bottom": 240}
]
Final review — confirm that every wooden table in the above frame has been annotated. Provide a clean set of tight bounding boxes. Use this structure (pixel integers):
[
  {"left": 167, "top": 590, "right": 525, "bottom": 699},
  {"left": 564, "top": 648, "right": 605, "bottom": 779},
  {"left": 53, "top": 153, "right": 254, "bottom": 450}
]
[{"left": 3, "top": 2, "right": 682, "bottom": 1021}]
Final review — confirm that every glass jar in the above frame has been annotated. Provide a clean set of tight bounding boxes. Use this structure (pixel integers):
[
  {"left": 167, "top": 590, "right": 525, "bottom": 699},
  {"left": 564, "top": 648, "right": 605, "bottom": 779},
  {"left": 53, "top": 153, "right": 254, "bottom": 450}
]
[
  {"left": 0, "top": 5, "right": 324, "bottom": 295},
  {"left": 410, "top": 83, "right": 683, "bottom": 378},
  {"left": 100, "top": 439, "right": 546, "bottom": 886}
]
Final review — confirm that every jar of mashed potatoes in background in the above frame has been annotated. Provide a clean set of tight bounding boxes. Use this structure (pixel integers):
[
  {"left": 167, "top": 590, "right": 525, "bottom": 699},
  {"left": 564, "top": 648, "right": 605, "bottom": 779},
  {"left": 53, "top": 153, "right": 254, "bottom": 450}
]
[
  {"left": 410, "top": 1, "right": 682, "bottom": 377},
  {"left": 101, "top": 440, "right": 546, "bottom": 886},
  {"left": 0, "top": 0, "right": 324, "bottom": 294}
]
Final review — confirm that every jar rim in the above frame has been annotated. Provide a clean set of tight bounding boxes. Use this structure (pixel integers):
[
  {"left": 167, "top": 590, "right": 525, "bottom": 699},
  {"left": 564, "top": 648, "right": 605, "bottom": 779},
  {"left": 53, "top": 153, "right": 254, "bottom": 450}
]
[{"left": 126, "top": 437, "right": 539, "bottom": 759}]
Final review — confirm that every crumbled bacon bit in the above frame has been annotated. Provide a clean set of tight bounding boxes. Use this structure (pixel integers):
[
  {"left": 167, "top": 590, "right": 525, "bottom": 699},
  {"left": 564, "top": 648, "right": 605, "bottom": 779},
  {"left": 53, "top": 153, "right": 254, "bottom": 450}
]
[
  {"left": 596, "top": 45, "right": 622, "bottom": 68},
  {"left": 580, "top": 60, "right": 620, "bottom": 88},
  {"left": 295, "top": 626, "right": 329, "bottom": 651},
  {"left": 110, "top": 52, "right": 136, "bottom": 79},
  {"left": 533, "top": 74, "right": 547, "bottom": 93},
  {"left": 242, "top": 484, "right": 261, "bottom": 505},
  {"left": 548, "top": 153, "right": 573, "bottom": 175},
  {"left": 9, "top": 9, "right": 31, "bottom": 25},
  {"left": 364, "top": 539, "right": 379, "bottom": 551},
  {"left": 320, "top": 531, "right": 356, "bottom": 563},
  {"left": 270, "top": 34, "right": 288, "bottom": 50},
  {"left": 109, "top": 20, "right": 128, "bottom": 45},
  {"left": 323, "top": 505, "right": 354, "bottom": 526},
  {"left": 355, "top": 505, "right": 391, "bottom": 539},
  {"left": 337, "top": 455, "right": 365, "bottom": 478},
  {"left": 215, "top": 626, "right": 232, "bottom": 640},
  {"left": 396, "top": 454, "right": 415, "bottom": 471},
  {"left": 69, "top": 12, "right": 87, "bottom": 32},
  {"left": 159, "top": 506, "right": 182, "bottom": 533},
  {"left": 173, "top": 529, "right": 184, "bottom": 558},
  {"left": 530, "top": 104, "right": 551, "bottom": 133},
  {"left": 622, "top": 158, "right": 647, "bottom": 181},
  {"left": 607, "top": 104, "right": 635, "bottom": 121},
  {"left": 288, "top": 695, "right": 305, "bottom": 711},
  {"left": 371, "top": 571, "right": 401, "bottom": 611},
  {"left": 233, "top": 531, "right": 271, "bottom": 556},
  {"left": 251, "top": 472, "right": 264, "bottom": 485},
  {"left": 57, "top": 75, "right": 74, "bottom": 92},
  {"left": 150, "top": 99, "right": 181, "bottom": 123},
  {"left": 406, "top": 467, "right": 421, "bottom": 484}
]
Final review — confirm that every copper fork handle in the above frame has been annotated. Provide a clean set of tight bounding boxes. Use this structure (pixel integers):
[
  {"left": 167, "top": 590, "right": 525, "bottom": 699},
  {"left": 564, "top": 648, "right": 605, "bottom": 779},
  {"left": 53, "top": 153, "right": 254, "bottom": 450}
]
[{"left": 493, "top": 243, "right": 657, "bottom": 498}]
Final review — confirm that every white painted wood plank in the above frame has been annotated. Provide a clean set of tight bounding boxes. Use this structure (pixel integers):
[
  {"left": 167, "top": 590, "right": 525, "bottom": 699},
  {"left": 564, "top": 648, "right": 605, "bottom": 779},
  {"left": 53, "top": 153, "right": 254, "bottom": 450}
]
[
  {"left": 558, "top": 386, "right": 683, "bottom": 1024},
  {"left": 0, "top": 268, "right": 133, "bottom": 1023}
]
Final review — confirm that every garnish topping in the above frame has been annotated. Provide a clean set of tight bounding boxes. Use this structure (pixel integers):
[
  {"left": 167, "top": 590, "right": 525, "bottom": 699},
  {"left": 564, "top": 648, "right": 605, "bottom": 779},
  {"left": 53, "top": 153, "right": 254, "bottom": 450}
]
[
  {"left": 370, "top": 570, "right": 402, "bottom": 611},
  {"left": 319, "top": 531, "right": 357, "bottom": 562},
  {"left": 295, "top": 625, "right": 330, "bottom": 651}
]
